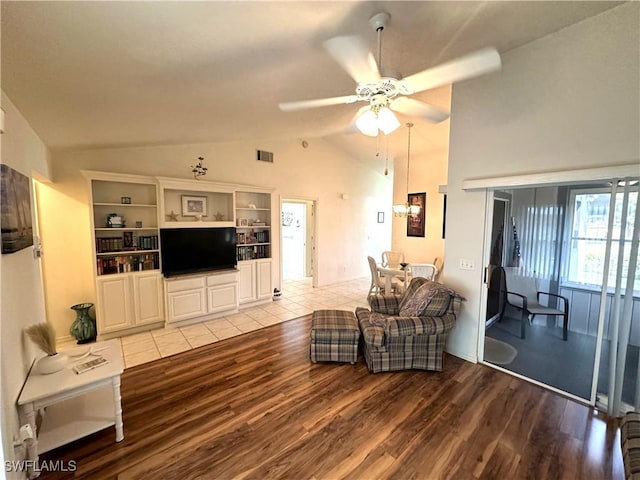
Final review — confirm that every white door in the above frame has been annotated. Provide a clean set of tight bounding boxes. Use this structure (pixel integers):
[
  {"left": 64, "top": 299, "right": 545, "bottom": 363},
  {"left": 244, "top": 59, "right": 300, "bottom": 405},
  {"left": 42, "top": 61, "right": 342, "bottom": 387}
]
[{"left": 281, "top": 202, "right": 306, "bottom": 280}]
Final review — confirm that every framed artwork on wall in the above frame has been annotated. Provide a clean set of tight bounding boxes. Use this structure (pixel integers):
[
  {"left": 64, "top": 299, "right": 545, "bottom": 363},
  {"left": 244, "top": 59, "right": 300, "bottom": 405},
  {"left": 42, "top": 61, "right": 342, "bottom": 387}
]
[
  {"left": 1, "top": 164, "right": 34, "bottom": 254},
  {"left": 407, "top": 192, "right": 426, "bottom": 238},
  {"left": 181, "top": 195, "right": 207, "bottom": 217}
]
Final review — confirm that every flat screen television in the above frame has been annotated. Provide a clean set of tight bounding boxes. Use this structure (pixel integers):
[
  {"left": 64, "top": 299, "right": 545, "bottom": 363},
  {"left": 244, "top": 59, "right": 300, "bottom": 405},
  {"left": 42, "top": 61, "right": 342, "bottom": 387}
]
[{"left": 160, "top": 227, "right": 236, "bottom": 277}]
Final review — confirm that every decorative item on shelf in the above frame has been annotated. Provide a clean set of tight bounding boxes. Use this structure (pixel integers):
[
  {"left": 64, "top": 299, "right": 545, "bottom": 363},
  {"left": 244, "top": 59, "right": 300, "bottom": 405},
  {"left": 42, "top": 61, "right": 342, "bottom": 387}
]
[
  {"left": 135, "top": 221, "right": 143, "bottom": 228},
  {"left": 214, "top": 211, "right": 224, "bottom": 221},
  {"left": 25, "top": 322, "right": 67, "bottom": 375},
  {"left": 252, "top": 219, "right": 266, "bottom": 226},
  {"left": 166, "top": 210, "right": 179, "bottom": 222},
  {"left": 190, "top": 156, "right": 208, "bottom": 179},
  {"left": 194, "top": 214, "right": 203, "bottom": 222},
  {"left": 106, "top": 214, "right": 124, "bottom": 228},
  {"left": 237, "top": 218, "right": 249, "bottom": 227},
  {"left": 248, "top": 203, "right": 256, "bottom": 209},
  {"left": 123, "top": 231, "right": 134, "bottom": 249},
  {"left": 120, "top": 196, "right": 131, "bottom": 204},
  {"left": 69, "top": 303, "right": 97, "bottom": 345}
]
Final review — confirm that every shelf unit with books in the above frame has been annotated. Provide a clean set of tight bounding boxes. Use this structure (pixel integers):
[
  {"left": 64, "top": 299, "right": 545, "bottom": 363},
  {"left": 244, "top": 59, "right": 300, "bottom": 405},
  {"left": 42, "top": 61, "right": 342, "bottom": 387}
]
[
  {"left": 83, "top": 171, "right": 165, "bottom": 338},
  {"left": 235, "top": 187, "right": 273, "bottom": 305}
]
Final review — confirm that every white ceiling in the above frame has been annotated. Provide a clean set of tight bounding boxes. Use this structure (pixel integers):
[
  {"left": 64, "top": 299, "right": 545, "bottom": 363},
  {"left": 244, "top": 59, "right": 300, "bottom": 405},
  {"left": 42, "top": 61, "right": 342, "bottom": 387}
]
[{"left": 1, "top": 1, "right": 624, "bottom": 162}]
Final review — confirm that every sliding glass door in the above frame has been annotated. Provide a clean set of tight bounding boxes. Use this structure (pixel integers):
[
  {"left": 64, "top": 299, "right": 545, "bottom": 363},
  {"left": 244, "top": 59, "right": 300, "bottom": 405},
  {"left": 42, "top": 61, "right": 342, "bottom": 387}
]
[{"left": 483, "top": 178, "right": 639, "bottom": 412}]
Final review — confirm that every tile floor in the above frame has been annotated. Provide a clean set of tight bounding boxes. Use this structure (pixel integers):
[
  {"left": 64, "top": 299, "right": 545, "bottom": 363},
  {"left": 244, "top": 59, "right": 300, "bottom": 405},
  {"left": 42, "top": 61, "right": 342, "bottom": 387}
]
[{"left": 61, "top": 277, "right": 370, "bottom": 369}]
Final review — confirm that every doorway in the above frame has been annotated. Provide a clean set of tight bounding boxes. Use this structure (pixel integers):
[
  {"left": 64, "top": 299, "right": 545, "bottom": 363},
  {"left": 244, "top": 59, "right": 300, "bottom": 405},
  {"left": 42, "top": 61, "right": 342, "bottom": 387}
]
[
  {"left": 482, "top": 187, "right": 601, "bottom": 403},
  {"left": 281, "top": 199, "right": 315, "bottom": 281}
]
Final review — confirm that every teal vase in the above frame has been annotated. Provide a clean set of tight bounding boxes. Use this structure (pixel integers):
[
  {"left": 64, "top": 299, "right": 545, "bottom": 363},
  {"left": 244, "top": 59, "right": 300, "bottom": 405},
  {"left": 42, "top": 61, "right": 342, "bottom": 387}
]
[{"left": 70, "top": 303, "right": 97, "bottom": 344}]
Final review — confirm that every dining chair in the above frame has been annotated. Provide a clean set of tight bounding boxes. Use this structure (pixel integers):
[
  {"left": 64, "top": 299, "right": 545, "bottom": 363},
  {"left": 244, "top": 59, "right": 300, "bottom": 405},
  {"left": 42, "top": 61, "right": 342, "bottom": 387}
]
[
  {"left": 368, "top": 256, "right": 402, "bottom": 296},
  {"left": 408, "top": 263, "right": 438, "bottom": 281},
  {"left": 381, "top": 251, "right": 405, "bottom": 269}
]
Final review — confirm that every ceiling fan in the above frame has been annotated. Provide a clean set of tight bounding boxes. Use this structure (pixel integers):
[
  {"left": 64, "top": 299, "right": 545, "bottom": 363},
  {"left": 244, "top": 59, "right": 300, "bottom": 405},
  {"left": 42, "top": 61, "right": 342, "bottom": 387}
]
[{"left": 278, "top": 12, "right": 501, "bottom": 137}]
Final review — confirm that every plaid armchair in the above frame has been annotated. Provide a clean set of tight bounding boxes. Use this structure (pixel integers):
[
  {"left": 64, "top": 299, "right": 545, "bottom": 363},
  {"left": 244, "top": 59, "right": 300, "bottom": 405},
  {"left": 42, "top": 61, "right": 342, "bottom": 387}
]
[{"left": 355, "top": 277, "right": 463, "bottom": 373}]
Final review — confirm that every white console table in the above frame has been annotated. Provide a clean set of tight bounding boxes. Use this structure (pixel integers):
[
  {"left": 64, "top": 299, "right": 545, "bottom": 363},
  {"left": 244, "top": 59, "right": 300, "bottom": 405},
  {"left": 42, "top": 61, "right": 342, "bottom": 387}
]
[{"left": 18, "top": 340, "right": 124, "bottom": 462}]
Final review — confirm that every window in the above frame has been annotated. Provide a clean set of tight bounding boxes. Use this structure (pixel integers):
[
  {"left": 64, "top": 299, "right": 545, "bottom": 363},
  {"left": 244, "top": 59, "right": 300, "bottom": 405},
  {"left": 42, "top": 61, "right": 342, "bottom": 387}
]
[{"left": 564, "top": 187, "right": 638, "bottom": 289}]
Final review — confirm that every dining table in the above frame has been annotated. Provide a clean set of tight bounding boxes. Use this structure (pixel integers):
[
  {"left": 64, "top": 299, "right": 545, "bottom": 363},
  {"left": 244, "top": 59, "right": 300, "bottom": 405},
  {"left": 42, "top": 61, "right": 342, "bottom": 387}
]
[{"left": 377, "top": 265, "right": 409, "bottom": 293}]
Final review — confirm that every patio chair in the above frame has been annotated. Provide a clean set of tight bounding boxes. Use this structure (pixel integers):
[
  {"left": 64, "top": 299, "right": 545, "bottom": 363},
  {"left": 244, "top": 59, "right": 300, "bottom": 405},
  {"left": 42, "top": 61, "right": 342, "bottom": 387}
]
[{"left": 499, "top": 267, "right": 569, "bottom": 340}]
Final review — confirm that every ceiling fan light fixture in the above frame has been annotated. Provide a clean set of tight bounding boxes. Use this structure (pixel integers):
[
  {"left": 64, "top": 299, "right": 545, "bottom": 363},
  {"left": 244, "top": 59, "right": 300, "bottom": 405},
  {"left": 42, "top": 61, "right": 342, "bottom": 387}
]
[
  {"left": 355, "top": 105, "right": 400, "bottom": 136},
  {"left": 378, "top": 107, "right": 400, "bottom": 135},
  {"left": 355, "top": 109, "right": 379, "bottom": 137}
]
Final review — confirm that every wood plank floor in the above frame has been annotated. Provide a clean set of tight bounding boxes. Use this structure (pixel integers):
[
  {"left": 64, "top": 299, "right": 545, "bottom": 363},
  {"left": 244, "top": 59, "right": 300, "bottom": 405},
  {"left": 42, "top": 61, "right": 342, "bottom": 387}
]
[{"left": 40, "top": 314, "right": 625, "bottom": 479}]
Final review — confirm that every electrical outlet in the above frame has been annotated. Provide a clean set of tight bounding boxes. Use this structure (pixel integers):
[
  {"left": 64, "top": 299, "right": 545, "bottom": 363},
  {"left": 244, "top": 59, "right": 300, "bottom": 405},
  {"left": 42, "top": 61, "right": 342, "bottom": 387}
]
[{"left": 459, "top": 258, "right": 475, "bottom": 270}]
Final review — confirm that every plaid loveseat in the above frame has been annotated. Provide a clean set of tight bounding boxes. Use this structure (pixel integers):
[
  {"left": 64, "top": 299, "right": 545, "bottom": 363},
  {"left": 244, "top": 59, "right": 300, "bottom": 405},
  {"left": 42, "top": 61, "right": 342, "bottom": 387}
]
[{"left": 355, "top": 277, "right": 463, "bottom": 373}]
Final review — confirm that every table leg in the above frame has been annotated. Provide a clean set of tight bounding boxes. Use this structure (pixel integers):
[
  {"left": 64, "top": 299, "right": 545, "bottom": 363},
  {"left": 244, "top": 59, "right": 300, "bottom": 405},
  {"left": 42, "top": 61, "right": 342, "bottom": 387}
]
[
  {"left": 384, "top": 275, "right": 392, "bottom": 293},
  {"left": 20, "top": 403, "right": 40, "bottom": 479},
  {"left": 112, "top": 376, "right": 124, "bottom": 442}
]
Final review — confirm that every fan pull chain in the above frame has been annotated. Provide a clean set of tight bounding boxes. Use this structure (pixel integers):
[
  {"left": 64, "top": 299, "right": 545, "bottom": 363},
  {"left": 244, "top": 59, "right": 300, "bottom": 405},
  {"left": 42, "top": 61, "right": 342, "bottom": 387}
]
[{"left": 384, "top": 134, "right": 389, "bottom": 176}]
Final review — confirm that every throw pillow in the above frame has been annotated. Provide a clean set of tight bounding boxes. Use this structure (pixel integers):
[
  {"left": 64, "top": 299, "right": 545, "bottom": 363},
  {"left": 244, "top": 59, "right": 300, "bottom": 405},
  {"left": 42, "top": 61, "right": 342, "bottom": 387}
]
[{"left": 399, "top": 281, "right": 460, "bottom": 317}]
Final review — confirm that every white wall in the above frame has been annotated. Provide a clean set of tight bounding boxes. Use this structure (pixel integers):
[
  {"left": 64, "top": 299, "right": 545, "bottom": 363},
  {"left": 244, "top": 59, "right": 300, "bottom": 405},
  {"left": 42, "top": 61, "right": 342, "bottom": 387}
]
[
  {"left": 445, "top": 3, "right": 640, "bottom": 362},
  {"left": 391, "top": 88, "right": 451, "bottom": 267},
  {"left": 391, "top": 144, "right": 448, "bottom": 266},
  {"left": 40, "top": 138, "right": 392, "bottom": 340},
  {"left": 0, "top": 93, "right": 51, "bottom": 473}
]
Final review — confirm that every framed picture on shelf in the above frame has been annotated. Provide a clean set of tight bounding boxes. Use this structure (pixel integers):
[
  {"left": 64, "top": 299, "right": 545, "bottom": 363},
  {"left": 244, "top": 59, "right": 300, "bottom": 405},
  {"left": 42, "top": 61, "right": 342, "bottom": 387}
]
[
  {"left": 407, "top": 192, "right": 426, "bottom": 238},
  {"left": 237, "top": 218, "right": 249, "bottom": 227},
  {"left": 181, "top": 195, "right": 207, "bottom": 217},
  {"left": 123, "top": 231, "right": 134, "bottom": 249}
]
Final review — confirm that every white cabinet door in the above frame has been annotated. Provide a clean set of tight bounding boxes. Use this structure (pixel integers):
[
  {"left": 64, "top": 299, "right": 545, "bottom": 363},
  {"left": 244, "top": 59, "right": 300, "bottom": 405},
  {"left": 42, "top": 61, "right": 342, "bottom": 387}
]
[
  {"left": 207, "top": 284, "right": 238, "bottom": 313},
  {"left": 132, "top": 272, "right": 164, "bottom": 325},
  {"left": 237, "top": 262, "right": 256, "bottom": 304},
  {"left": 167, "top": 289, "right": 207, "bottom": 323},
  {"left": 256, "top": 259, "right": 273, "bottom": 300},
  {"left": 96, "top": 276, "right": 133, "bottom": 334}
]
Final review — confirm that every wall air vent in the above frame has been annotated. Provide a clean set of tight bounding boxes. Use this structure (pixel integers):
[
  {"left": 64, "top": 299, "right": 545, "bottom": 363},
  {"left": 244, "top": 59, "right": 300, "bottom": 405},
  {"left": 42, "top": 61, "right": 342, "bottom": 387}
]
[{"left": 256, "top": 150, "right": 274, "bottom": 163}]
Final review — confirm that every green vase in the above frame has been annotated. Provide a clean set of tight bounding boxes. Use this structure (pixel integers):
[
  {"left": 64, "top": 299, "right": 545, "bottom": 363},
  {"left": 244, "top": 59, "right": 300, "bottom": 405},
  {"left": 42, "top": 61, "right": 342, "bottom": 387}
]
[{"left": 70, "top": 303, "right": 97, "bottom": 344}]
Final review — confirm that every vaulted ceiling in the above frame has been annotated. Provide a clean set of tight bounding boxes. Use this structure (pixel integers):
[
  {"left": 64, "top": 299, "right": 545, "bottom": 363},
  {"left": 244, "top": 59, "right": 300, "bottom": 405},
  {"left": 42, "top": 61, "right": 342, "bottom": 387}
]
[{"left": 1, "top": 1, "right": 623, "bottom": 162}]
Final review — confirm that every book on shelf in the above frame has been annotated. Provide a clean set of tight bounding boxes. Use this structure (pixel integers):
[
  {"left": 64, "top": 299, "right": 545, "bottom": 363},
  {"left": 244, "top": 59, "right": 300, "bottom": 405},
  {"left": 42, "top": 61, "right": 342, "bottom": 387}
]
[
  {"left": 96, "top": 235, "right": 158, "bottom": 253},
  {"left": 236, "top": 245, "right": 270, "bottom": 261},
  {"left": 97, "top": 252, "right": 160, "bottom": 275}
]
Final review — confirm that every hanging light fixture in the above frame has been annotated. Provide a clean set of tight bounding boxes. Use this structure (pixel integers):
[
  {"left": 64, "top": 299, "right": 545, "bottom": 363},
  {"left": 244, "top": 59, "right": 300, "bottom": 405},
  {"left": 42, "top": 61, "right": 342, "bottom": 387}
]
[{"left": 393, "top": 123, "right": 420, "bottom": 217}]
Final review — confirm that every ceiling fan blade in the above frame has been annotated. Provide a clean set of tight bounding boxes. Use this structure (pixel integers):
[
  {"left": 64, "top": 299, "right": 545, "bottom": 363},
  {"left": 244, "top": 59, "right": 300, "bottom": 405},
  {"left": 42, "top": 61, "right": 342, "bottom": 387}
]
[
  {"left": 389, "top": 97, "right": 449, "bottom": 123},
  {"left": 401, "top": 47, "right": 501, "bottom": 94},
  {"left": 323, "top": 35, "right": 380, "bottom": 84},
  {"left": 278, "top": 95, "right": 359, "bottom": 112}
]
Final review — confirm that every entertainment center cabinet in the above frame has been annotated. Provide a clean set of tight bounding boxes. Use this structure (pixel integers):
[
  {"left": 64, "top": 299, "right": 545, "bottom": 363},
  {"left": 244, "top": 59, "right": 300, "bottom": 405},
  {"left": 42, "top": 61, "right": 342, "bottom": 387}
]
[
  {"left": 165, "top": 270, "right": 239, "bottom": 323},
  {"left": 83, "top": 171, "right": 274, "bottom": 337}
]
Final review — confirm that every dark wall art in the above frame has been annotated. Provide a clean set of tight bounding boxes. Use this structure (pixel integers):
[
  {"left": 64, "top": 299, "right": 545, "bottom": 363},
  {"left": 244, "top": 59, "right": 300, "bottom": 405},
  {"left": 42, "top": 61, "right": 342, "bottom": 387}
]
[
  {"left": 1, "top": 164, "right": 33, "bottom": 254},
  {"left": 407, "top": 192, "right": 426, "bottom": 238}
]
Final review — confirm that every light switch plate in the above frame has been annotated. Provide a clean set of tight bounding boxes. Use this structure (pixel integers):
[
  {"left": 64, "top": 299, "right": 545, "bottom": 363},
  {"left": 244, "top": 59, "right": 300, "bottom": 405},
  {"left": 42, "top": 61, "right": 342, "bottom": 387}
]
[{"left": 459, "top": 258, "right": 475, "bottom": 270}]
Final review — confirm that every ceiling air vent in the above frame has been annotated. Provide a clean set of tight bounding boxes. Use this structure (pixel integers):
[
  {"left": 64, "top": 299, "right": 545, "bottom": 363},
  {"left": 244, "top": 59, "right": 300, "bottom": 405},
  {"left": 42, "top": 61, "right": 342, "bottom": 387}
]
[{"left": 256, "top": 150, "right": 274, "bottom": 163}]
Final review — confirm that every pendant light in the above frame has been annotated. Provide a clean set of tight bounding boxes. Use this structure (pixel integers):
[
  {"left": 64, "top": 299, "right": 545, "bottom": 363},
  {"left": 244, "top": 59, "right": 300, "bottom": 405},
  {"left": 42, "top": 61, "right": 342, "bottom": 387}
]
[{"left": 393, "top": 123, "right": 420, "bottom": 217}]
